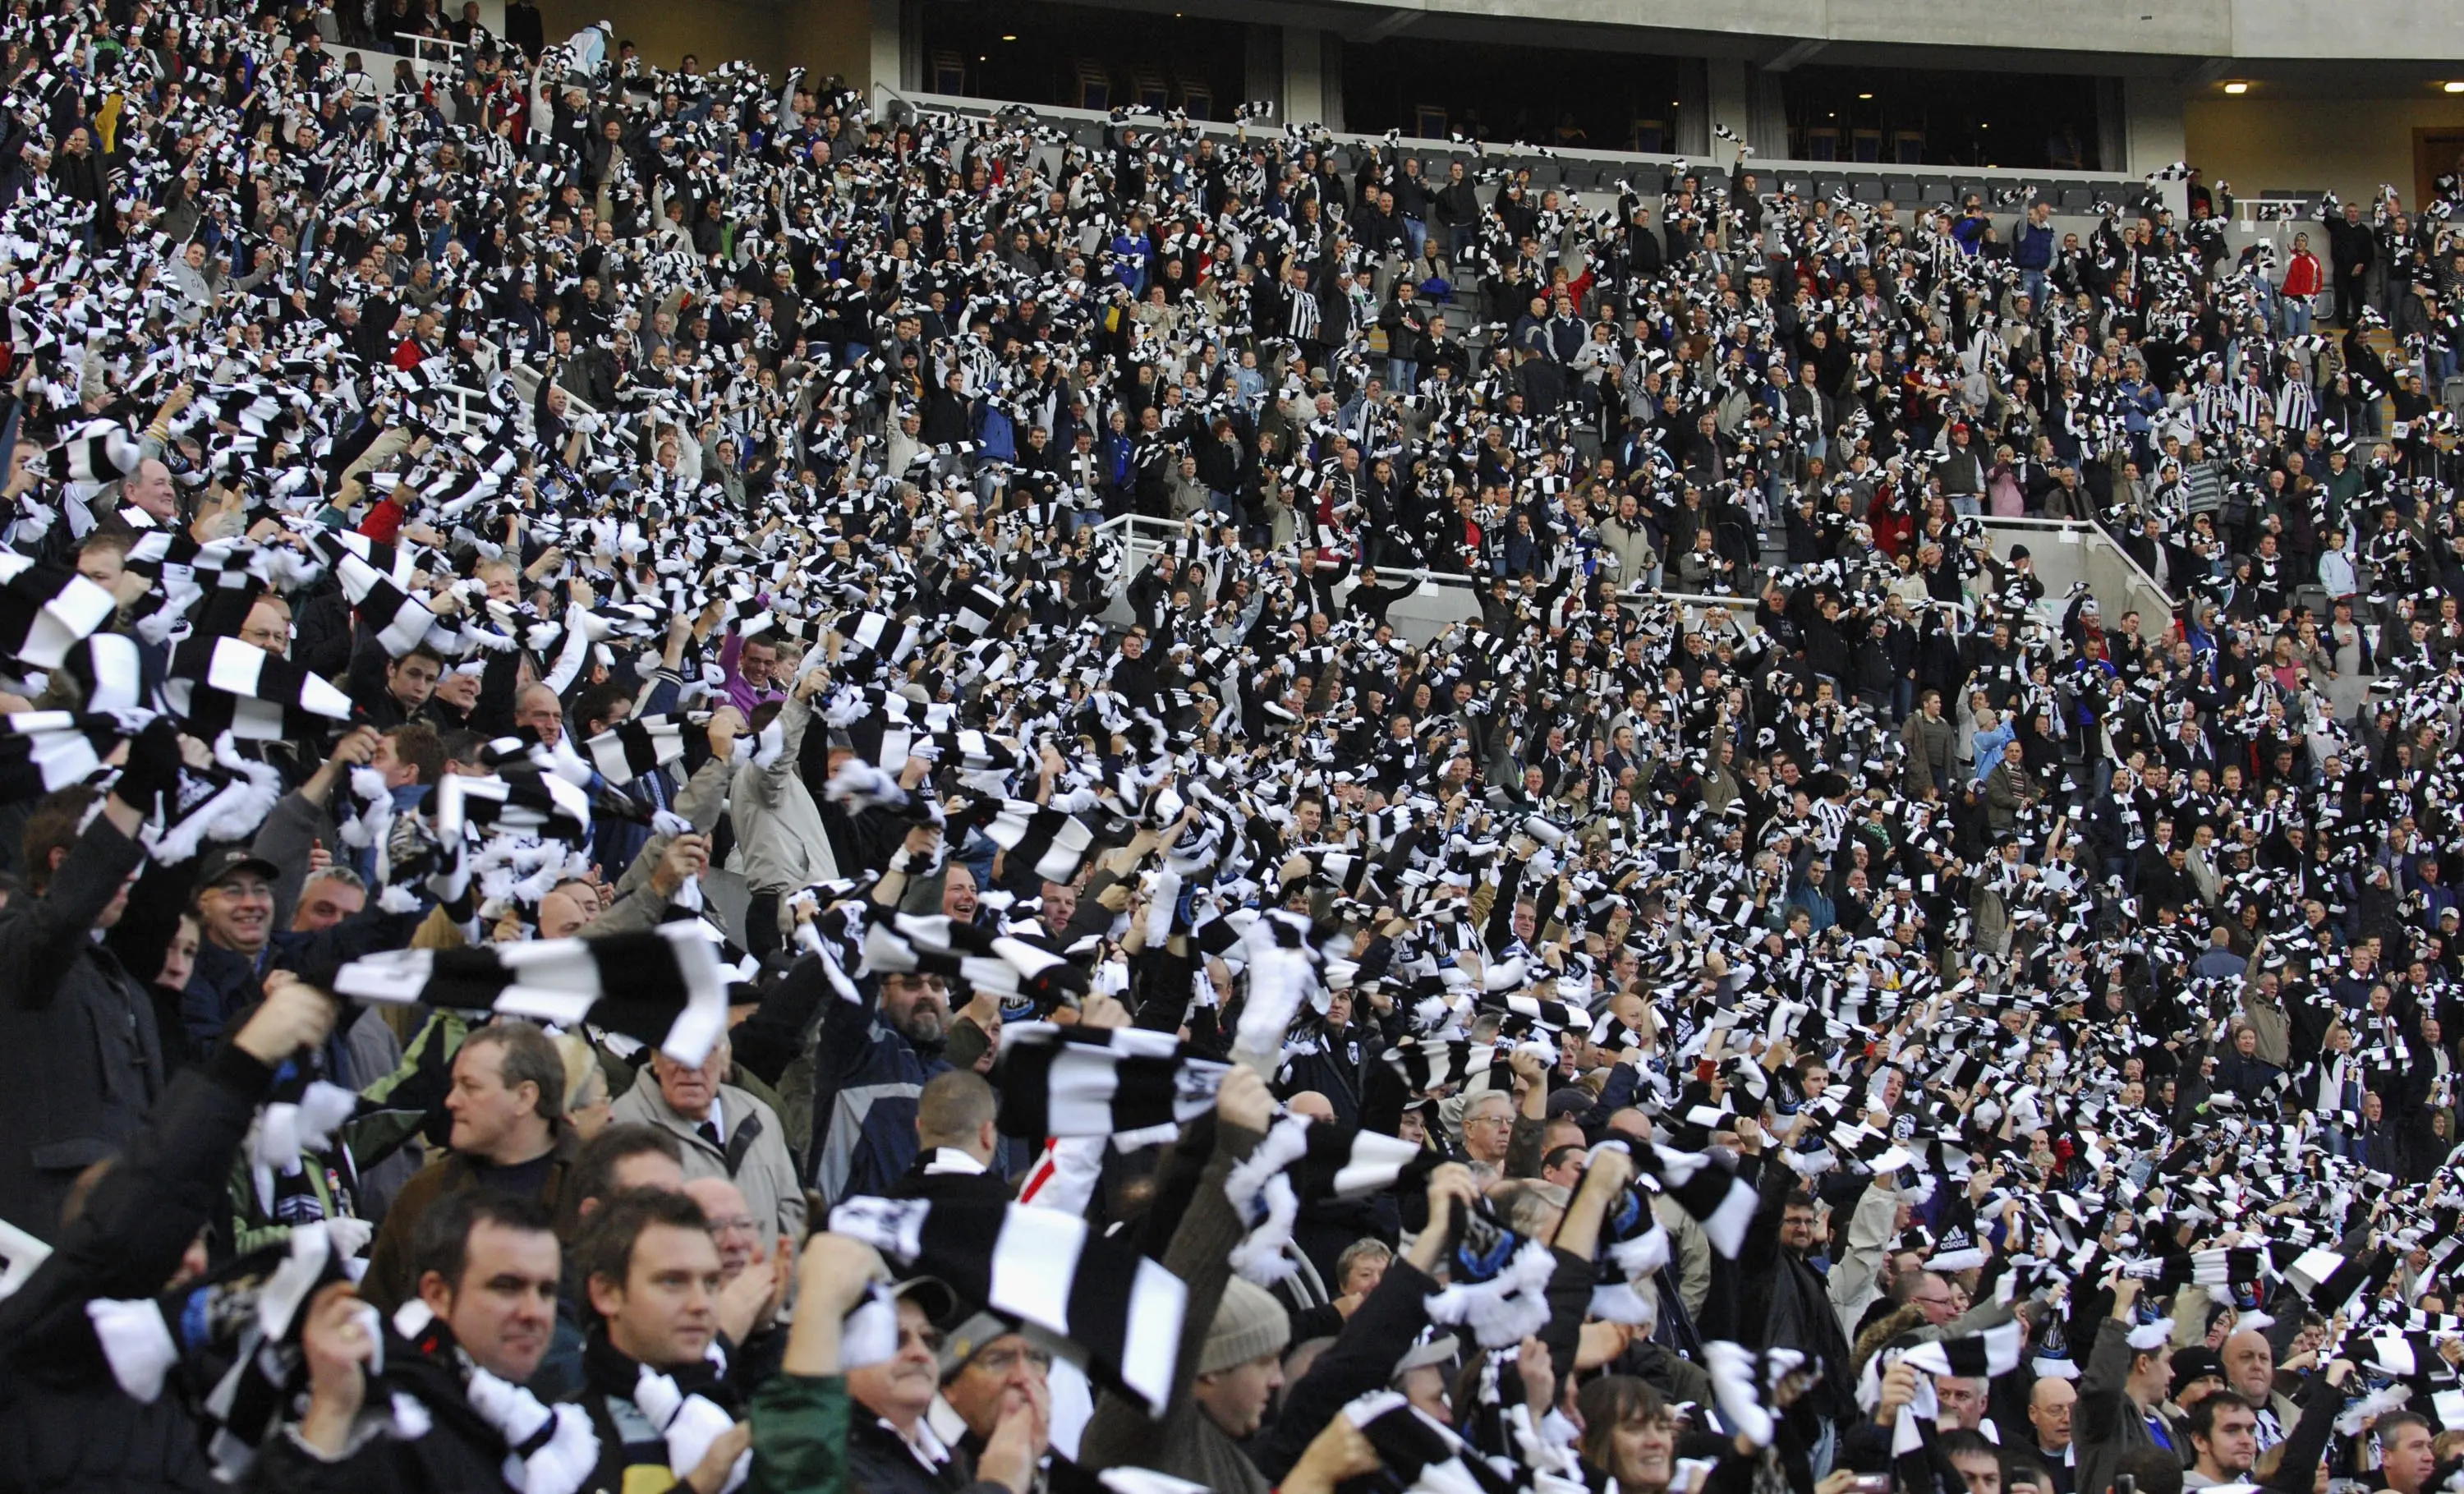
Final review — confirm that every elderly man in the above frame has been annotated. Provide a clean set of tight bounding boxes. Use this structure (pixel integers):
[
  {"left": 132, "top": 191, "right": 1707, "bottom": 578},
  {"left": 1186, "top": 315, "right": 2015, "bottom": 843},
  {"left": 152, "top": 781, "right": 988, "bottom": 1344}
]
[
  {"left": 934, "top": 1308, "right": 1069, "bottom": 1491},
  {"left": 610, "top": 1035, "right": 805, "bottom": 1244},
  {"left": 2027, "top": 1377, "right": 2077, "bottom": 1494},
  {"left": 1458, "top": 1089, "right": 1516, "bottom": 1180},
  {"left": 849, "top": 1280, "right": 1044, "bottom": 1494}
]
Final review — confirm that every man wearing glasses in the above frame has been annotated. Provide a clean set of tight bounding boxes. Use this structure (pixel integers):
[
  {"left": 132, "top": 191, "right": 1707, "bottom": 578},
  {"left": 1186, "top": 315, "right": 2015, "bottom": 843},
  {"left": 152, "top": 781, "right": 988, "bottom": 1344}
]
[
  {"left": 848, "top": 1279, "right": 1047, "bottom": 1493},
  {"left": 935, "top": 1310, "right": 1075, "bottom": 1492}
]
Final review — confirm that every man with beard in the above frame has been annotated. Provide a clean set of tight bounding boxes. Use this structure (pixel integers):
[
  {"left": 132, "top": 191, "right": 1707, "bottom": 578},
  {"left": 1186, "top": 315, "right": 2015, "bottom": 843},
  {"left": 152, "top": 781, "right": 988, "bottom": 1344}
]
[{"left": 809, "top": 958, "right": 957, "bottom": 1206}]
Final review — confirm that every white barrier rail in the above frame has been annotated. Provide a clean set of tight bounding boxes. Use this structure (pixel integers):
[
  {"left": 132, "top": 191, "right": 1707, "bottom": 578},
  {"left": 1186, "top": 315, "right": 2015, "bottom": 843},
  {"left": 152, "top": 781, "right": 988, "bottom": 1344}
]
[{"left": 1085, "top": 512, "right": 2167, "bottom": 646}]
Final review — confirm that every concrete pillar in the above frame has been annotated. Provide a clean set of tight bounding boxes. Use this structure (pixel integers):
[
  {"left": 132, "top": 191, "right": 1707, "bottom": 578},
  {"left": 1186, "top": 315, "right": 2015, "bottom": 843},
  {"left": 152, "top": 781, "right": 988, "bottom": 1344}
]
[
  {"left": 1283, "top": 24, "right": 1328, "bottom": 129},
  {"left": 1745, "top": 64, "right": 1788, "bottom": 162},
  {"left": 2094, "top": 76, "right": 2126, "bottom": 175},
  {"left": 2122, "top": 75, "right": 2189, "bottom": 212},
  {"left": 871, "top": 0, "right": 910, "bottom": 94},
  {"left": 1705, "top": 57, "right": 1748, "bottom": 161},
  {"left": 1675, "top": 57, "right": 1710, "bottom": 157},
  {"left": 772, "top": 0, "right": 876, "bottom": 93},
  {"left": 1320, "top": 32, "right": 1343, "bottom": 131}
]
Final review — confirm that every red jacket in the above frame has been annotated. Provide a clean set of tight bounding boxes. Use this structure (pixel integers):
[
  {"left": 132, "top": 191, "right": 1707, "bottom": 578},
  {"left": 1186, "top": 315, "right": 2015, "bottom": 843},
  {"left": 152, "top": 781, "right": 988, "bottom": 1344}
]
[
  {"left": 358, "top": 494, "right": 407, "bottom": 545},
  {"left": 2282, "top": 251, "right": 2322, "bottom": 298}
]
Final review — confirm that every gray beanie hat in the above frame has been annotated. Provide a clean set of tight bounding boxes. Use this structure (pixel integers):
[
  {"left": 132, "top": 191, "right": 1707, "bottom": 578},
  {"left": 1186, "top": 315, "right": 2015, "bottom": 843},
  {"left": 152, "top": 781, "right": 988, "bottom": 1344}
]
[{"left": 1200, "top": 1276, "right": 1292, "bottom": 1377}]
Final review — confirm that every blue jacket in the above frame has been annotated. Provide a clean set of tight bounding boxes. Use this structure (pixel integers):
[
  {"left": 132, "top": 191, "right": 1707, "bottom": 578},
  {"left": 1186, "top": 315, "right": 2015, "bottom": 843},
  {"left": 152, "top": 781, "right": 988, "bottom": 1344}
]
[
  {"left": 181, "top": 908, "right": 425, "bottom": 1050},
  {"left": 737, "top": 953, "right": 951, "bottom": 1207},
  {"left": 2012, "top": 220, "right": 2055, "bottom": 271},
  {"left": 1971, "top": 721, "right": 2017, "bottom": 783}
]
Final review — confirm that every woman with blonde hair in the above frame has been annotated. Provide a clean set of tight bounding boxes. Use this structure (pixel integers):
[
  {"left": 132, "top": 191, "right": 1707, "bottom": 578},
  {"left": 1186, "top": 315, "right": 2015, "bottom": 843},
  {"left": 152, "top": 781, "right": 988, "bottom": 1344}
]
[{"left": 553, "top": 1032, "right": 615, "bottom": 1141}]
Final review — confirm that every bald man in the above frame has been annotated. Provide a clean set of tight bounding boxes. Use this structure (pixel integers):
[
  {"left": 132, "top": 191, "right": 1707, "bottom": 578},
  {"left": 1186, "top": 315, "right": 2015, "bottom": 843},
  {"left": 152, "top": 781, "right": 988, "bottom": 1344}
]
[
  {"left": 889, "top": 1069, "right": 1009, "bottom": 1207},
  {"left": 2028, "top": 1376, "right": 2076, "bottom": 1493},
  {"left": 536, "top": 882, "right": 597, "bottom": 939},
  {"left": 1288, "top": 1091, "right": 1336, "bottom": 1123},
  {"left": 2220, "top": 1329, "right": 2296, "bottom": 1448}
]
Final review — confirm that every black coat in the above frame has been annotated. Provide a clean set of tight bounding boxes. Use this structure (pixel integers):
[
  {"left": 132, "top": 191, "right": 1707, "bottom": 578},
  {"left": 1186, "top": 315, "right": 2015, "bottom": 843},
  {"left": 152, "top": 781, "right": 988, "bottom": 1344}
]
[
  {"left": 0, "top": 1041, "right": 276, "bottom": 1494},
  {"left": 246, "top": 1346, "right": 536, "bottom": 1494},
  {"left": 0, "top": 813, "right": 161, "bottom": 1243}
]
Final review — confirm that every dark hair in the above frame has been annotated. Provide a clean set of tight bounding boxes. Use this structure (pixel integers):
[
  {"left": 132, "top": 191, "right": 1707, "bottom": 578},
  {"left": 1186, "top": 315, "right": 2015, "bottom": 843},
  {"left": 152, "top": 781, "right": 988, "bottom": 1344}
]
[
  {"left": 410, "top": 1188, "right": 557, "bottom": 1295},
  {"left": 460, "top": 1021, "right": 567, "bottom": 1123},
  {"left": 2186, "top": 1391, "right": 2255, "bottom": 1441},
  {"left": 2115, "top": 1448, "right": 2185, "bottom": 1494},
  {"left": 391, "top": 640, "right": 448, "bottom": 672},
  {"left": 439, "top": 728, "right": 492, "bottom": 770},
  {"left": 387, "top": 721, "right": 445, "bottom": 786},
  {"left": 21, "top": 785, "right": 99, "bottom": 895},
  {"left": 1939, "top": 1429, "right": 1998, "bottom": 1464},
  {"left": 571, "top": 681, "right": 632, "bottom": 737},
  {"left": 569, "top": 1121, "right": 683, "bottom": 1211},
  {"left": 1575, "top": 1376, "right": 1667, "bottom": 1482},
  {"left": 572, "top": 1186, "right": 712, "bottom": 1302}
]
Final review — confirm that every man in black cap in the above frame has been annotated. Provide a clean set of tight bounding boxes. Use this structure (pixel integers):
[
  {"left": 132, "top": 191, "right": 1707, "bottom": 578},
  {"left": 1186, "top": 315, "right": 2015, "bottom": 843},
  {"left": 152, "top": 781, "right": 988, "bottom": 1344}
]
[
  {"left": 178, "top": 844, "right": 285, "bottom": 1050},
  {"left": 181, "top": 838, "right": 427, "bottom": 1064}
]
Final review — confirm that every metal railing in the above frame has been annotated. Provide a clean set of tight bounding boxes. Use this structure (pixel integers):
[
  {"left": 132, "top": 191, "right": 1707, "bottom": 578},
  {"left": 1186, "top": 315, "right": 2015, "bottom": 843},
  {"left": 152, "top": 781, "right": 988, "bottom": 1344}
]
[
  {"left": 435, "top": 382, "right": 492, "bottom": 435},
  {"left": 1085, "top": 512, "right": 2172, "bottom": 646},
  {"left": 393, "top": 30, "right": 472, "bottom": 69},
  {"left": 1973, "top": 513, "right": 2176, "bottom": 626},
  {"left": 874, "top": 85, "right": 2158, "bottom": 216}
]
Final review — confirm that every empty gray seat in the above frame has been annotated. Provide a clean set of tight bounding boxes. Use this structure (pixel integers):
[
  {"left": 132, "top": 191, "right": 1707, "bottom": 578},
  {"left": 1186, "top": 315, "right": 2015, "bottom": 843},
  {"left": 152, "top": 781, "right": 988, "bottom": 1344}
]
[
  {"left": 2057, "top": 187, "right": 2094, "bottom": 213},
  {"left": 1852, "top": 179, "right": 1887, "bottom": 203},
  {"left": 1885, "top": 179, "right": 1919, "bottom": 204}
]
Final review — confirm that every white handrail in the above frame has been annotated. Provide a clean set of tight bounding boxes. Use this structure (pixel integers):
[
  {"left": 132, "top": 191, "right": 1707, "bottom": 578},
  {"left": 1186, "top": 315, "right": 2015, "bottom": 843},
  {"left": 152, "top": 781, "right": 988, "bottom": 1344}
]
[
  {"left": 1087, "top": 509, "right": 2188, "bottom": 647},
  {"left": 393, "top": 30, "right": 471, "bottom": 67},
  {"left": 874, "top": 85, "right": 2147, "bottom": 202}
]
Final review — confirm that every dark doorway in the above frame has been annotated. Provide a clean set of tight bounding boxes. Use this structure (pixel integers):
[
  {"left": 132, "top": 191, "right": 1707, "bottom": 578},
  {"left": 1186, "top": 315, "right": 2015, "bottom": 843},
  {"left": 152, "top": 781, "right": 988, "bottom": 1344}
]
[
  {"left": 917, "top": 0, "right": 1247, "bottom": 119},
  {"left": 1341, "top": 34, "right": 1686, "bottom": 153}
]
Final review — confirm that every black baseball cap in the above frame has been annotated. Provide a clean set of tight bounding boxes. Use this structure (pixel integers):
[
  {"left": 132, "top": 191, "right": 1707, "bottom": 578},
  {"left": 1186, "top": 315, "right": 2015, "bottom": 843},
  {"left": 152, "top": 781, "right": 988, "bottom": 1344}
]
[{"left": 195, "top": 847, "right": 280, "bottom": 893}]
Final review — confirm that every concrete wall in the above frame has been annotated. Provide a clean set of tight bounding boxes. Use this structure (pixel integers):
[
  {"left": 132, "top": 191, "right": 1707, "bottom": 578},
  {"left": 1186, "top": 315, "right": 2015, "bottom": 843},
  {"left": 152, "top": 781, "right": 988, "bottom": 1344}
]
[
  {"left": 2120, "top": 75, "right": 2188, "bottom": 180},
  {"left": 540, "top": 0, "right": 789, "bottom": 71},
  {"left": 537, "top": 0, "right": 880, "bottom": 85},
  {"left": 2230, "top": 0, "right": 2464, "bottom": 64},
  {"left": 2186, "top": 93, "right": 2464, "bottom": 207},
  {"left": 1259, "top": 0, "right": 2458, "bottom": 62}
]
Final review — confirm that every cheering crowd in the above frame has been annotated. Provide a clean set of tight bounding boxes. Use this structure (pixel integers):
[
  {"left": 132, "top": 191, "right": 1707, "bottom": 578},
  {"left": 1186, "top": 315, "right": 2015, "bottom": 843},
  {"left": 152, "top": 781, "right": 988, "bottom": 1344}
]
[{"left": 1, "top": 4, "right": 2463, "bottom": 1494}]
